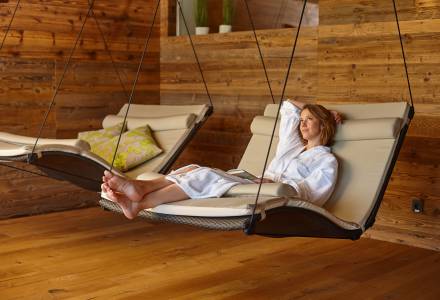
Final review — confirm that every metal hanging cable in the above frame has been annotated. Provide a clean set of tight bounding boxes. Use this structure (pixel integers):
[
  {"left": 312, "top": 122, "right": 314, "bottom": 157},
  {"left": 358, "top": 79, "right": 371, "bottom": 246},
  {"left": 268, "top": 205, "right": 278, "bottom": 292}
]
[
  {"left": 176, "top": 0, "right": 213, "bottom": 107},
  {"left": 391, "top": 0, "right": 415, "bottom": 111},
  {"left": 88, "top": 0, "right": 130, "bottom": 100},
  {"left": 0, "top": 0, "right": 21, "bottom": 52},
  {"left": 110, "top": 0, "right": 161, "bottom": 171},
  {"left": 30, "top": 0, "right": 96, "bottom": 157},
  {"left": 247, "top": 0, "right": 308, "bottom": 231},
  {"left": 243, "top": 0, "right": 276, "bottom": 104}
]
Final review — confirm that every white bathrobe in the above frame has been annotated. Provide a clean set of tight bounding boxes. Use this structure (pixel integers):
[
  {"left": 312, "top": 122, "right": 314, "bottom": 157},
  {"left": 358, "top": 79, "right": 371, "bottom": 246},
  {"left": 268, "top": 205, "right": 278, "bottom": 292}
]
[{"left": 165, "top": 101, "right": 338, "bottom": 206}]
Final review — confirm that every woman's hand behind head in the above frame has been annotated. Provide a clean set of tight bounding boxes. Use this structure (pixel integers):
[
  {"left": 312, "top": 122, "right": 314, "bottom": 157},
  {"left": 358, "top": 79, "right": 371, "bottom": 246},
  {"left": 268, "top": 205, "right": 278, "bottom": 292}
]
[{"left": 330, "top": 110, "right": 343, "bottom": 124}]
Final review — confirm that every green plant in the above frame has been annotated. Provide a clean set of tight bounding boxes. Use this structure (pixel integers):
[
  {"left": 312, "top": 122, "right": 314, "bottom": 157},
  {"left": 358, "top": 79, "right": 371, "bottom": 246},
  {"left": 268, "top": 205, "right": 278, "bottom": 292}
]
[
  {"left": 194, "top": 0, "right": 208, "bottom": 27},
  {"left": 222, "top": 0, "right": 234, "bottom": 25}
]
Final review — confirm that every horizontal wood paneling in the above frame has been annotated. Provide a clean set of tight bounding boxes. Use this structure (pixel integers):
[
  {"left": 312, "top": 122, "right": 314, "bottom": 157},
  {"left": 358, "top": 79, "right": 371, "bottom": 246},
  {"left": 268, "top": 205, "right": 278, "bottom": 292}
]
[
  {"left": 0, "top": 0, "right": 160, "bottom": 218},
  {"left": 317, "top": 0, "right": 440, "bottom": 250}
]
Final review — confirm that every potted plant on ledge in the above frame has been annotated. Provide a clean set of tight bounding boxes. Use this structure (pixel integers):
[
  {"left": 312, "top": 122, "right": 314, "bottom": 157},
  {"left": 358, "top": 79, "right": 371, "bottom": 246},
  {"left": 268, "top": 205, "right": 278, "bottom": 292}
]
[
  {"left": 219, "top": 0, "right": 234, "bottom": 33},
  {"left": 194, "top": 0, "right": 209, "bottom": 35}
]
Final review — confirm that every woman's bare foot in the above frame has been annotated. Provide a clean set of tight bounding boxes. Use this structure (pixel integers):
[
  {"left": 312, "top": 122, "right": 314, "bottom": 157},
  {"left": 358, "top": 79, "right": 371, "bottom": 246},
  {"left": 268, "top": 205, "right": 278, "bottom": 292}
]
[
  {"left": 102, "top": 183, "right": 145, "bottom": 219},
  {"left": 103, "top": 170, "right": 146, "bottom": 202}
]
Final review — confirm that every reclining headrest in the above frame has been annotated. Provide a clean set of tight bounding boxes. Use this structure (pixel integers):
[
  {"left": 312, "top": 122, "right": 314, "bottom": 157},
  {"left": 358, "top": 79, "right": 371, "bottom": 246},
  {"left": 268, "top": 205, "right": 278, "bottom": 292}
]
[
  {"left": 102, "top": 114, "right": 196, "bottom": 131},
  {"left": 250, "top": 116, "right": 402, "bottom": 141}
]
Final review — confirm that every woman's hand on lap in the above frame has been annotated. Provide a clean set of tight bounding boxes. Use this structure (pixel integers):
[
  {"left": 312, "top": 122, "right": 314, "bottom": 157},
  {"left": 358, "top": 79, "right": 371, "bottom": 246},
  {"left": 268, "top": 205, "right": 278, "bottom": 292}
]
[{"left": 253, "top": 178, "right": 274, "bottom": 183}]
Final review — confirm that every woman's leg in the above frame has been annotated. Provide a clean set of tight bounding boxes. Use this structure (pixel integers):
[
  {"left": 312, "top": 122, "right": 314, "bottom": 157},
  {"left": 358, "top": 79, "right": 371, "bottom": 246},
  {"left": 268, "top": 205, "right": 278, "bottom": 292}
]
[
  {"left": 103, "top": 183, "right": 189, "bottom": 219},
  {"left": 103, "top": 170, "right": 174, "bottom": 202},
  {"left": 103, "top": 165, "right": 200, "bottom": 202}
]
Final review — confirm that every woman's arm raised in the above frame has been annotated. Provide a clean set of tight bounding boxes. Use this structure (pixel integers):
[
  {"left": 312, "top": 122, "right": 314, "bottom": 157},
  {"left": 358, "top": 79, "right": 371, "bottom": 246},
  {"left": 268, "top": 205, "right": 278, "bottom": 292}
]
[{"left": 286, "top": 99, "right": 306, "bottom": 110}]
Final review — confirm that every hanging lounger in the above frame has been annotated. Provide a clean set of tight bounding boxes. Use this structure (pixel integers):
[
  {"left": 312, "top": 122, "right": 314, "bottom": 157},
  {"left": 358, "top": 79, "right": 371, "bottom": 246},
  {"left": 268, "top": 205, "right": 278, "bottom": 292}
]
[
  {"left": 100, "top": 0, "right": 415, "bottom": 240},
  {"left": 0, "top": 103, "right": 212, "bottom": 191},
  {"left": 100, "top": 101, "right": 412, "bottom": 240}
]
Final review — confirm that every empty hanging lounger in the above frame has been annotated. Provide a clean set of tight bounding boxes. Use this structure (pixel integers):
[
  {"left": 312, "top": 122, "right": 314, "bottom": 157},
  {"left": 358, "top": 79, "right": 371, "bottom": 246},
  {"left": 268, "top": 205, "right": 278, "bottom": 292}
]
[{"left": 0, "top": 103, "right": 212, "bottom": 191}]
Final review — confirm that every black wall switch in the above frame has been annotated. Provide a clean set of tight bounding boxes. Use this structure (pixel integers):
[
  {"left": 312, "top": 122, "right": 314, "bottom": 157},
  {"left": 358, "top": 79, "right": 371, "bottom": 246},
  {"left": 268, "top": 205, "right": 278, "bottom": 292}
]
[{"left": 411, "top": 198, "right": 424, "bottom": 213}]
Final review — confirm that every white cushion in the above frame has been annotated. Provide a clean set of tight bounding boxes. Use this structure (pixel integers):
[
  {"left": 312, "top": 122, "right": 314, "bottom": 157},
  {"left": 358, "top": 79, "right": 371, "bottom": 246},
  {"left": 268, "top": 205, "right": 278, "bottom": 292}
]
[
  {"left": 118, "top": 104, "right": 208, "bottom": 119},
  {"left": 102, "top": 114, "right": 196, "bottom": 131},
  {"left": 250, "top": 116, "right": 401, "bottom": 141},
  {"left": 0, "top": 132, "right": 89, "bottom": 149},
  {"left": 264, "top": 101, "right": 409, "bottom": 119},
  {"left": 334, "top": 118, "right": 401, "bottom": 141}
]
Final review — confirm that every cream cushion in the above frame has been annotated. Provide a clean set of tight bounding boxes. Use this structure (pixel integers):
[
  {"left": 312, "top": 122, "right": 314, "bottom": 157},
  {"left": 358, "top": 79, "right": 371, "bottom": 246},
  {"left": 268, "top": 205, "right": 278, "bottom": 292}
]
[
  {"left": 250, "top": 116, "right": 401, "bottom": 141},
  {"left": 102, "top": 114, "right": 196, "bottom": 131},
  {"left": 0, "top": 132, "right": 91, "bottom": 157},
  {"left": 264, "top": 102, "right": 409, "bottom": 120},
  {"left": 0, "top": 132, "right": 89, "bottom": 149}
]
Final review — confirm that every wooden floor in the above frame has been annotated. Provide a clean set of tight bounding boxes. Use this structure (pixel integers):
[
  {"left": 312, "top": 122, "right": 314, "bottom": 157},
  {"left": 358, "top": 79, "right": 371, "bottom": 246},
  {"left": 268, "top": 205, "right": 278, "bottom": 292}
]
[{"left": 0, "top": 207, "right": 439, "bottom": 300}]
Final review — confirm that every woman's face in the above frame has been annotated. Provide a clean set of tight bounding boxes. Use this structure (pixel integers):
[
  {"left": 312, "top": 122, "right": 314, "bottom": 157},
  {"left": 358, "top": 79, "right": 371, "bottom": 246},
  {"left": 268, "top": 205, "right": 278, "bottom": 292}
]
[{"left": 300, "top": 109, "right": 322, "bottom": 142}]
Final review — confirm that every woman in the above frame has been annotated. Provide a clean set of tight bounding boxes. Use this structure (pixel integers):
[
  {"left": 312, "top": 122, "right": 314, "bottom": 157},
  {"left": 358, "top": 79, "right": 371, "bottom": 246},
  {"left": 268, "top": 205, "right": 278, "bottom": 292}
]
[{"left": 101, "top": 99, "right": 342, "bottom": 219}]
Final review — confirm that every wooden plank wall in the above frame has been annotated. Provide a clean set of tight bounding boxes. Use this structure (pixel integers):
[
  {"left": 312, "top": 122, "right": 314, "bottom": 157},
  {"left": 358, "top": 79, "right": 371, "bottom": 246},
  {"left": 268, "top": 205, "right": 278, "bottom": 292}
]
[
  {"left": 161, "top": 26, "right": 318, "bottom": 168},
  {"left": 317, "top": 0, "right": 440, "bottom": 251},
  {"left": 0, "top": 0, "right": 160, "bottom": 218},
  {"left": 161, "top": 0, "right": 440, "bottom": 250}
]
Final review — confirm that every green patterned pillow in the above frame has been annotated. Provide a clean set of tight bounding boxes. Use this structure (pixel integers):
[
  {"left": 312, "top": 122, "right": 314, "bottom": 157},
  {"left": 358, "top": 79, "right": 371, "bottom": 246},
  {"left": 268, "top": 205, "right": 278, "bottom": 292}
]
[
  {"left": 93, "top": 125, "right": 163, "bottom": 171},
  {"left": 78, "top": 122, "right": 126, "bottom": 151}
]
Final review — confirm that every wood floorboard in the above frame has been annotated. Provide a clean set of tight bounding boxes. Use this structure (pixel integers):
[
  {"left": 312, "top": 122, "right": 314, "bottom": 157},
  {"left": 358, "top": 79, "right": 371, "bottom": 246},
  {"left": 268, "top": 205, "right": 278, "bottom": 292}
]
[{"left": 0, "top": 207, "right": 438, "bottom": 300}]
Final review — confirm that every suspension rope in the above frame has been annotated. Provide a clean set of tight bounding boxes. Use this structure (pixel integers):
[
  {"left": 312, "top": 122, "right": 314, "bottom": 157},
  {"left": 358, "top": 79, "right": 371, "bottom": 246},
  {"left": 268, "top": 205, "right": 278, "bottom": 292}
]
[
  {"left": 31, "top": 0, "right": 96, "bottom": 158},
  {"left": 391, "top": 0, "right": 415, "bottom": 109},
  {"left": 248, "top": 0, "right": 308, "bottom": 228},
  {"left": 0, "top": 0, "right": 21, "bottom": 52},
  {"left": 243, "top": 0, "right": 276, "bottom": 104},
  {"left": 88, "top": 0, "right": 130, "bottom": 100},
  {"left": 110, "top": 0, "right": 161, "bottom": 171},
  {"left": 176, "top": 0, "right": 213, "bottom": 107}
]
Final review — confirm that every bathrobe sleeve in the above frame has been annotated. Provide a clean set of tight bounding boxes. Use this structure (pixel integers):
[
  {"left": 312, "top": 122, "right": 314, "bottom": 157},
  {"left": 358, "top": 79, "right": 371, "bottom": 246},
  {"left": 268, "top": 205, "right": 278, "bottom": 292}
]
[
  {"left": 276, "top": 100, "right": 304, "bottom": 156},
  {"left": 282, "top": 155, "right": 338, "bottom": 207},
  {"left": 265, "top": 100, "right": 305, "bottom": 181}
]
